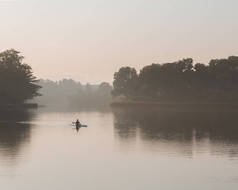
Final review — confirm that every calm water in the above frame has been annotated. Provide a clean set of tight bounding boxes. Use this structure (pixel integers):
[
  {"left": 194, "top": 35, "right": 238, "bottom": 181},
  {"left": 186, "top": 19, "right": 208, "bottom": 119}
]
[{"left": 1, "top": 107, "right": 238, "bottom": 190}]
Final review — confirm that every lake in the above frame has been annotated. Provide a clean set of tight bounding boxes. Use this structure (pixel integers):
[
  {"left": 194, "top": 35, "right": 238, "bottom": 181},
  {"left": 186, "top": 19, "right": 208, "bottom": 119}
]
[{"left": 0, "top": 107, "right": 238, "bottom": 190}]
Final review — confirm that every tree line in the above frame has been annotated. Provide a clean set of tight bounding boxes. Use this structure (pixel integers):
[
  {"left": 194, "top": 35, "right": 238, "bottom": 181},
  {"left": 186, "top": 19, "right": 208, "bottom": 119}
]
[
  {"left": 112, "top": 56, "right": 238, "bottom": 102},
  {"left": 34, "top": 79, "right": 112, "bottom": 108},
  {"left": 2, "top": 48, "right": 238, "bottom": 106}
]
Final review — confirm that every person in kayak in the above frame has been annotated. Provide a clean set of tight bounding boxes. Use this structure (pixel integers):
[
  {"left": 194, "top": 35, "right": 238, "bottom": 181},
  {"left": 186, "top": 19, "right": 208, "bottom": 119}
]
[{"left": 75, "top": 119, "right": 81, "bottom": 127}]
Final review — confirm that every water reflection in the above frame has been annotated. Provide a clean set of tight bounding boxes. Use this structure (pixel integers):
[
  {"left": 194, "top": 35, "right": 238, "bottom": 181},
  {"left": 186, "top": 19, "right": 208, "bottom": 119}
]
[
  {"left": 0, "top": 109, "right": 35, "bottom": 165},
  {"left": 37, "top": 105, "right": 111, "bottom": 113},
  {"left": 113, "top": 107, "right": 238, "bottom": 157}
]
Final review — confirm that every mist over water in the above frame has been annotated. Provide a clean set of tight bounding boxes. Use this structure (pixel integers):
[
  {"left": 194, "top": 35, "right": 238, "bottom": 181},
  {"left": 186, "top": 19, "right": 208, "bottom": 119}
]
[
  {"left": 0, "top": 0, "right": 238, "bottom": 189},
  {"left": 0, "top": 107, "right": 238, "bottom": 189}
]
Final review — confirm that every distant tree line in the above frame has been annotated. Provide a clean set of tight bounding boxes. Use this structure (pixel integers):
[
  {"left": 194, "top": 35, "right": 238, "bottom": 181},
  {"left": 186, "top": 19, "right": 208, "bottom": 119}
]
[
  {"left": 0, "top": 49, "right": 112, "bottom": 108},
  {"left": 34, "top": 79, "right": 112, "bottom": 108},
  {"left": 112, "top": 56, "right": 238, "bottom": 102},
  {"left": 0, "top": 49, "right": 40, "bottom": 105}
]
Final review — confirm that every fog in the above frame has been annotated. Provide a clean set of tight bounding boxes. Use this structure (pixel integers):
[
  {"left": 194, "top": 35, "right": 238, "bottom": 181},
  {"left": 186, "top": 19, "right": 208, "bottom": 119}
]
[{"left": 33, "top": 79, "right": 112, "bottom": 109}]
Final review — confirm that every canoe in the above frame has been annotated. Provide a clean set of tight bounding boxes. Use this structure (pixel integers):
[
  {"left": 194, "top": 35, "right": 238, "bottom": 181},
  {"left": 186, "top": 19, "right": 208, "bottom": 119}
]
[{"left": 72, "top": 122, "right": 88, "bottom": 127}]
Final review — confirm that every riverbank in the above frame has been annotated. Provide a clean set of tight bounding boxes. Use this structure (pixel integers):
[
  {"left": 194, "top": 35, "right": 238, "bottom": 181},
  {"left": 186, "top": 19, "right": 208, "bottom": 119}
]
[
  {"left": 110, "top": 101, "right": 238, "bottom": 111},
  {"left": 0, "top": 103, "right": 38, "bottom": 110}
]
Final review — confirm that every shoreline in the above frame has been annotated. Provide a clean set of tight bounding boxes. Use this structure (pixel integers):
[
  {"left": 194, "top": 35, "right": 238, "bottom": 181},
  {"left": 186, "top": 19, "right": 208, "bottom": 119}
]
[
  {"left": 110, "top": 101, "right": 238, "bottom": 111},
  {"left": 0, "top": 103, "right": 38, "bottom": 110}
]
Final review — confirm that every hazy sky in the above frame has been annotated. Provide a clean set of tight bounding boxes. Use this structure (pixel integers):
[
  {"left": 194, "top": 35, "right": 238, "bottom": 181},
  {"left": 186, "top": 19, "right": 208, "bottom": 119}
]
[{"left": 0, "top": 0, "right": 237, "bottom": 83}]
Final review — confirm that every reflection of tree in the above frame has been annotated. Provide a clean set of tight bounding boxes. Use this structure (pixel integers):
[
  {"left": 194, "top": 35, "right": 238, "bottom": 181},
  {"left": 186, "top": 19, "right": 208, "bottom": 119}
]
[
  {"left": 112, "top": 107, "right": 238, "bottom": 157},
  {"left": 113, "top": 109, "right": 138, "bottom": 141},
  {"left": 0, "top": 109, "right": 34, "bottom": 164}
]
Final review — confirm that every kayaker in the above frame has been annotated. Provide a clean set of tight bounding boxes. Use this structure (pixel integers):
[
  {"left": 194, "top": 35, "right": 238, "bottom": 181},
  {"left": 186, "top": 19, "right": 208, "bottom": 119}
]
[{"left": 75, "top": 119, "right": 81, "bottom": 127}]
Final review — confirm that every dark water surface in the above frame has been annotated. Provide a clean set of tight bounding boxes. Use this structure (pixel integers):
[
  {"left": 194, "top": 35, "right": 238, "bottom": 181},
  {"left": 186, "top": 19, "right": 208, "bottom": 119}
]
[{"left": 1, "top": 107, "right": 238, "bottom": 190}]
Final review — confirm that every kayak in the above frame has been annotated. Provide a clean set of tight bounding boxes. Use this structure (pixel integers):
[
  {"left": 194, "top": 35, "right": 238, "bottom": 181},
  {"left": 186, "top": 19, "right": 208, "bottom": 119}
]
[
  {"left": 72, "top": 122, "right": 88, "bottom": 127},
  {"left": 79, "top": 124, "right": 88, "bottom": 127}
]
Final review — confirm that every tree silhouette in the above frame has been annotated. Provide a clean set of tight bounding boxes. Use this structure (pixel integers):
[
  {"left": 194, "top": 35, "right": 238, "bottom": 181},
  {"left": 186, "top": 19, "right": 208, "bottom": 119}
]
[
  {"left": 112, "top": 67, "right": 138, "bottom": 98},
  {"left": 0, "top": 49, "right": 41, "bottom": 105},
  {"left": 112, "top": 56, "right": 238, "bottom": 102}
]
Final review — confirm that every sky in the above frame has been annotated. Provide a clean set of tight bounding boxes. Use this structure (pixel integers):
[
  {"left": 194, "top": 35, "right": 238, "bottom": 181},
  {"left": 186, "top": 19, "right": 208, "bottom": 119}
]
[{"left": 0, "top": 0, "right": 238, "bottom": 83}]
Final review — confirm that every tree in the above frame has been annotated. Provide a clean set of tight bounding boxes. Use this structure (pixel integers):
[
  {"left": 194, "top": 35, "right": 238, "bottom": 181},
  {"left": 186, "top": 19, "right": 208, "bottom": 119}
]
[
  {"left": 98, "top": 82, "right": 112, "bottom": 96},
  {"left": 138, "top": 64, "right": 162, "bottom": 99},
  {"left": 0, "top": 49, "right": 41, "bottom": 105},
  {"left": 112, "top": 67, "right": 138, "bottom": 98}
]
